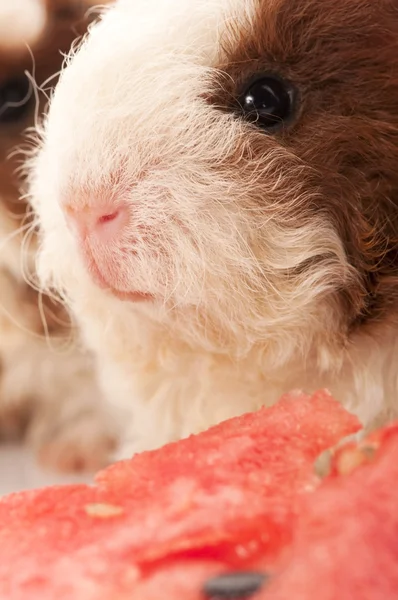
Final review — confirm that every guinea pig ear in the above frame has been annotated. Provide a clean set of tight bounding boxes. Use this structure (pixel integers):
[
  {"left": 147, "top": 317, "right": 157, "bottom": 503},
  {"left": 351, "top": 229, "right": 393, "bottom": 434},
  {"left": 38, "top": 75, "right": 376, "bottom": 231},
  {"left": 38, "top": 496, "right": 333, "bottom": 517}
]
[{"left": 0, "top": 1, "right": 47, "bottom": 53}]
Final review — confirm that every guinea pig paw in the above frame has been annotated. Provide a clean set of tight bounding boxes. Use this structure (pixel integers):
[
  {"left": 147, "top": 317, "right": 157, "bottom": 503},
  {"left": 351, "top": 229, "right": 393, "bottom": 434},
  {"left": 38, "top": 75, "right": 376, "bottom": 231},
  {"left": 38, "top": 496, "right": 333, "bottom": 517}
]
[{"left": 27, "top": 407, "right": 117, "bottom": 474}]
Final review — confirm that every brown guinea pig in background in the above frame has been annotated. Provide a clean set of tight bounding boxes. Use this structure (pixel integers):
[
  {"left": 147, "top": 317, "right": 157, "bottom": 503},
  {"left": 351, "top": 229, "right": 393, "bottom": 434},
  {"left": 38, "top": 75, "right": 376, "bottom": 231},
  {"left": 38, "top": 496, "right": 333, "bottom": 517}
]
[
  {"left": 29, "top": 0, "right": 398, "bottom": 458},
  {"left": 0, "top": 0, "right": 116, "bottom": 473}
]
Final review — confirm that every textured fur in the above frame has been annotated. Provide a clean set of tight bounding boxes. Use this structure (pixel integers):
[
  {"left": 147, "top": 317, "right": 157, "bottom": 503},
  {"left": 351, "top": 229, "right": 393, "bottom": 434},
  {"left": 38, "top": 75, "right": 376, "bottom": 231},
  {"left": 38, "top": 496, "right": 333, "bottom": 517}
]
[
  {"left": 28, "top": 0, "right": 398, "bottom": 457},
  {"left": 0, "top": 0, "right": 116, "bottom": 471}
]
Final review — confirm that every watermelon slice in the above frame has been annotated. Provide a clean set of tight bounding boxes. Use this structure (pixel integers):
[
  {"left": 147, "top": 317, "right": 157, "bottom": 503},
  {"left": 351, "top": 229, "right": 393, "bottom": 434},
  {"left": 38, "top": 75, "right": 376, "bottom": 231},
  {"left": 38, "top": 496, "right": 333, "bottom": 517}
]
[
  {"left": 0, "top": 390, "right": 362, "bottom": 599},
  {"left": 259, "top": 421, "right": 398, "bottom": 600}
]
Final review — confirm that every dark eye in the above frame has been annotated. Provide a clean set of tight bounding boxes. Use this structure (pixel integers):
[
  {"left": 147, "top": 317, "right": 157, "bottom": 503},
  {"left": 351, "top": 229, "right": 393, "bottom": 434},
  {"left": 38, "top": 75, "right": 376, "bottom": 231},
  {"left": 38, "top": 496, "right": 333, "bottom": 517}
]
[
  {"left": 238, "top": 76, "right": 295, "bottom": 130},
  {"left": 0, "top": 77, "right": 32, "bottom": 124}
]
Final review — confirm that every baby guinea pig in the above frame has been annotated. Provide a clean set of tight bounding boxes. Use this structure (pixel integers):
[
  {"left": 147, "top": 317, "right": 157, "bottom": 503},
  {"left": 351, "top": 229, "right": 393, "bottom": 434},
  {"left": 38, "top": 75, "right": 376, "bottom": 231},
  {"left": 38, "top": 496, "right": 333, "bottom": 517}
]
[
  {"left": 29, "top": 0, "right": 398, "bottom": 457},
  {"left": 0, "top": 0, "right": 116, "bottom": 472}
]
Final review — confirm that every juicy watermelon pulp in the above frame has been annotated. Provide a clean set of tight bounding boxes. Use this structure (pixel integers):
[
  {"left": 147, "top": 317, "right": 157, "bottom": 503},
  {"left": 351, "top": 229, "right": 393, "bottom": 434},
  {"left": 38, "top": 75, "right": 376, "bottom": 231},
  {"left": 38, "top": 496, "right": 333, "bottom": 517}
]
[
  {"left": 0, "top": 390, "right": 395, "bottom": 599},
  {"left": 261, "top": 421, "right": 398, "bottom": 600}
]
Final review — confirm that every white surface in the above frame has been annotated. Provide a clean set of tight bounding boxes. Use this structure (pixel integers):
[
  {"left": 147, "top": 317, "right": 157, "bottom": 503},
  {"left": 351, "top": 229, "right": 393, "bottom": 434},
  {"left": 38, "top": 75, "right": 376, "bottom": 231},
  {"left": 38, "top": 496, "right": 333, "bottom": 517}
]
[{"left": 0, "top": 444, "right": 92, "bottom": 496}]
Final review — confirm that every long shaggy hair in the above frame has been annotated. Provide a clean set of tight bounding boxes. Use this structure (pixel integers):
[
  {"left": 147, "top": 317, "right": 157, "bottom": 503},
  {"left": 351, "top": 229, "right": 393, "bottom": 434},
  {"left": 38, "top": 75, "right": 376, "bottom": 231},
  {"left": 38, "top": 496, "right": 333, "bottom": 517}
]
[{"left": 28, "top": 0, "right": 398, "bottom": 456}]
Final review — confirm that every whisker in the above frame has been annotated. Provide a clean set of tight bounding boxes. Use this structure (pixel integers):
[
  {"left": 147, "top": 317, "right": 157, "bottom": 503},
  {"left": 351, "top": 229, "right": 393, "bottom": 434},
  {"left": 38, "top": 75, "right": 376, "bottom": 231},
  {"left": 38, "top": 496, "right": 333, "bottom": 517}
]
[
  {"left": 0, "top": 301, "right": 47, "bottom": 341},
  {"left": 0, "top": 221, "right": 31, "bottom": 253},
  {"left": 37, "top": 291, "right": 75, "bottom": 354}
]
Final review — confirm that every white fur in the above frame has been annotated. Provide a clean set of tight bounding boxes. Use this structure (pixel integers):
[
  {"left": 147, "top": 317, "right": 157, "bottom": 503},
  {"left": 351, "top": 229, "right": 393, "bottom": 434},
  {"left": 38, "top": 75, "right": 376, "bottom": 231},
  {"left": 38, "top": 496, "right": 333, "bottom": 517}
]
[{"left": 28, "top": 0, "right": 398, "bottom": 457}]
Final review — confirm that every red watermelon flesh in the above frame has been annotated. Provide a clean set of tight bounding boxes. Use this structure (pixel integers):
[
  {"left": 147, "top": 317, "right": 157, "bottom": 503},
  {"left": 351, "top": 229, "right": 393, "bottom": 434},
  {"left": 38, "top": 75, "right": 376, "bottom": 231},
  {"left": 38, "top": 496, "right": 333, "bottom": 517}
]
[
  {"left": 0, "top": 390, "right": 359, "bottom": 600},
  {"left": 258, "top": 421, "right": 398, "bottom": 600}
]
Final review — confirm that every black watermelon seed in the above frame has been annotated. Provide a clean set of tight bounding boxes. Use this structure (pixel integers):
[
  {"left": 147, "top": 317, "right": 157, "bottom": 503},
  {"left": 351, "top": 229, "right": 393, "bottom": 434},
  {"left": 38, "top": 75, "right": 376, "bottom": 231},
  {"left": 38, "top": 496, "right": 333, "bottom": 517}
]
[{"left": 203, "top": 571, "right": 268, "bottom": 599}]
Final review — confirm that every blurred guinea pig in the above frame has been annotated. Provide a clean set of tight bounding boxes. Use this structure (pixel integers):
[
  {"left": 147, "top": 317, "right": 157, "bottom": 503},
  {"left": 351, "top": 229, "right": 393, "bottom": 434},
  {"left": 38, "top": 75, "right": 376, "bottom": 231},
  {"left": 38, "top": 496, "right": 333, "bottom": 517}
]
[
  {"left": 28, "top": 0, "right": 398, "bottom": 457},
  {"left": 0, "top": 0, "right": 116, "bottom": 472}
]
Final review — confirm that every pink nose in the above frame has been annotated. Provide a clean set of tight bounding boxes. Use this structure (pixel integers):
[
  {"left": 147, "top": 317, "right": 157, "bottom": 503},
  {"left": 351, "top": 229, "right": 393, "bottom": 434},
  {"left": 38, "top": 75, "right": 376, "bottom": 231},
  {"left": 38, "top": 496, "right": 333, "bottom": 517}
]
[{"left": 64, "top": 203, "right": 129, "bottom": 243}]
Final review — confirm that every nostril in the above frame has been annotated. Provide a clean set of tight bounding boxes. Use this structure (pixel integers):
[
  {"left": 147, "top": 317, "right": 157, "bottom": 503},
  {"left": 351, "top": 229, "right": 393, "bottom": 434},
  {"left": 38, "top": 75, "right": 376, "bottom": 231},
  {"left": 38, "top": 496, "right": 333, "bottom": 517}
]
[
  {"left": 63, "top": 203, "right": 130, "bottom": 244},
  {"left": 98, "top": 211, "right": 119, "bottom": 225}
]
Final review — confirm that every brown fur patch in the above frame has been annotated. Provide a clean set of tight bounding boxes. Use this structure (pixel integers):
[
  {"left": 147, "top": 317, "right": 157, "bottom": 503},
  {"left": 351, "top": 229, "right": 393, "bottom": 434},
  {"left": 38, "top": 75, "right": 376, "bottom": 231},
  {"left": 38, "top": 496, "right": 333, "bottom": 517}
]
[{"left": 210, "top": 0, "right": 398, "bottom": 329}]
